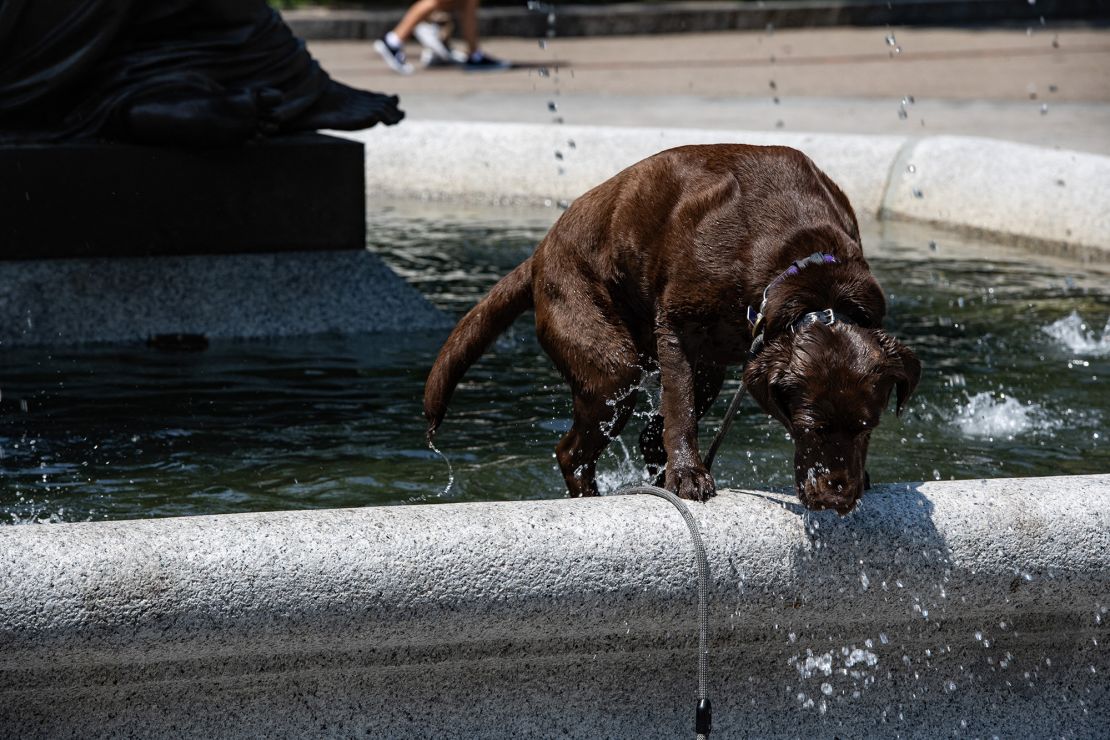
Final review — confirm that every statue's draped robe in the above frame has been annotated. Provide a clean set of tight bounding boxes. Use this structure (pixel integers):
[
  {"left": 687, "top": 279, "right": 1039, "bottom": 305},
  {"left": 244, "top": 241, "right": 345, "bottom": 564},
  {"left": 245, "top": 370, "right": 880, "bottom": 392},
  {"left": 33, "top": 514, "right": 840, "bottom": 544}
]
[{"left": 0, "top": 0, "right": 402, "bottom": 144}]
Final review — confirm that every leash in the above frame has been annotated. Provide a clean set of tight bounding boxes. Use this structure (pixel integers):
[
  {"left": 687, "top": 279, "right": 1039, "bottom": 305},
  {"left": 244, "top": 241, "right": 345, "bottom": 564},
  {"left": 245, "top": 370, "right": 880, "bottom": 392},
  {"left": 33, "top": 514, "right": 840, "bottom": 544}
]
[
  {"left": 702, "top": 378, "right": 747, "bottom": 474},
  {"left": 614, "top": 484, "right": 713, "bottom": 739}
]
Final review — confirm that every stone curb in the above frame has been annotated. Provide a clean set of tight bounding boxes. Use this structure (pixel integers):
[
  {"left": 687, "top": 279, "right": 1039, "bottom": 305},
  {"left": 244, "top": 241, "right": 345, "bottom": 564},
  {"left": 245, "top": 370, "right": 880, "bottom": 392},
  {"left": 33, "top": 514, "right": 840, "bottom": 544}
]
[
  {"left": 337, "top": 121, "right": 1110, "bottom": 256},
  {"left": 1, "top": 474, "right": 1107, "bottom": 737},
  {"left": 286, "top": 0, "right": 1110, "bottom": 40}
]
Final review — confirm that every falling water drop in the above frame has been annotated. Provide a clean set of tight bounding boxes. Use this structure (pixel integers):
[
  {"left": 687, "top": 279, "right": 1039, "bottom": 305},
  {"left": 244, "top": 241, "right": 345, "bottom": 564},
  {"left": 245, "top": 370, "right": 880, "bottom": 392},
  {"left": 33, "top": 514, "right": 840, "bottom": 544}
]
[{"left": 427, "top": 438, "right": 455, "bottom": 496}]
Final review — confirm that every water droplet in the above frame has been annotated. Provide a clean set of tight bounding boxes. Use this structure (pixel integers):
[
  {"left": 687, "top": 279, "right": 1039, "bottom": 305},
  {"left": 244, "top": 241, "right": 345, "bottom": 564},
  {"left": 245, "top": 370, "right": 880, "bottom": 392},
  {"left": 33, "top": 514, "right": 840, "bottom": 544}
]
[
  {"left": 547, "top": 100, "right": 558, "bottom": 112},
  {"left": 928, "top": 240, "right": 938, "bottom": 251},
  {"left": 821, "top": 682, "right": 833, "bottom": 696},
  {"left": 538, "top": 39, "right": 547, "bottom": 49},
  {"left": 912, "top": 188, "right": 924, "bottom": 198},
  {"left": 1040, "top": 103, "right": 1049, "bottom": 115},
  {"left": 906, "top": 163, "right": 916, "bottom": 173}
]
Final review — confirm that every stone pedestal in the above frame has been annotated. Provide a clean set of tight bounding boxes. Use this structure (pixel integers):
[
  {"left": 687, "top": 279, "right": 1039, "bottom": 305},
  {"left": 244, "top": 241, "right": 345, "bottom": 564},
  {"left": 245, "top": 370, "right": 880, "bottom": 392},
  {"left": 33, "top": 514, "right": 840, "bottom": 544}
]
[
  {"left": 1, "top": 134, "right": 365, "bottom": 259},
  {"left": 0, "top": 134, "right": 448, "bottom": 344}
]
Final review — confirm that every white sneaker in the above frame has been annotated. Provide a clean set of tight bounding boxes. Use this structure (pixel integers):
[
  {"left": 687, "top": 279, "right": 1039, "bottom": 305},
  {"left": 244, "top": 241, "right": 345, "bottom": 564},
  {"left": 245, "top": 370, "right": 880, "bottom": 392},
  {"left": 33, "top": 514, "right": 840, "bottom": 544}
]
[
  {"left": 414, "top": 22, "right": 455, "bottom": 65},
  {"left": 373, "top": 38, "right": 414, "bottom": 75}
]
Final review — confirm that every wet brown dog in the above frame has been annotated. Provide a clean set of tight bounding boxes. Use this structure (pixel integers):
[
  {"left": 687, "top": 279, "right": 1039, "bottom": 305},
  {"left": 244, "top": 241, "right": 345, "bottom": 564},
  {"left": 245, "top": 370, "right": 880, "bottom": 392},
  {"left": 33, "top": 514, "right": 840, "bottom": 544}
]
[{"left": 424, "top": 144, "right": 920, "bottom": 514}]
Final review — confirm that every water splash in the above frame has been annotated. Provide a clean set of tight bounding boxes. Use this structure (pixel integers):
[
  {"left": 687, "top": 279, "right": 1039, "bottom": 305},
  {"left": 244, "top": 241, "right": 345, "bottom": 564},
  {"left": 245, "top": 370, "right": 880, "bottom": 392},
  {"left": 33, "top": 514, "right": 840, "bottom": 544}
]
[
  {"left": 846, "top": 648, "right": 879, "bottom": 668},
  {"left": 1041, "top": 311, "right": 1110, "bottom": 356},
  {"left": 596, "top": 438, "right": 652, "bottom": 493},
  {"left": 953, "top": 392, "right": 1052, "bottom": 439}
]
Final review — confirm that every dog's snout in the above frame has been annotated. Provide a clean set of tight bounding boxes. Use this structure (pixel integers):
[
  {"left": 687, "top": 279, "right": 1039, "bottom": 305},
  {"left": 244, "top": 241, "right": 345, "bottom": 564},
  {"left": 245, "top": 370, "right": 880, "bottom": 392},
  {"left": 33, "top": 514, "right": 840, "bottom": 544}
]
[{"left": 798, "top": 468, "right": 864, "bottom": 515}]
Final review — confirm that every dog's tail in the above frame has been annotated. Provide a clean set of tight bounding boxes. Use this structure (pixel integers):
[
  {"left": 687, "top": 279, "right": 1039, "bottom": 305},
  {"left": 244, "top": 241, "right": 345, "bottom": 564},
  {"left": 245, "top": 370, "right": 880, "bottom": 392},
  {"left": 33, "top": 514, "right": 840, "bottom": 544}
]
[{"left": 424, "top": 256, "right": 535, "bottom": 442}]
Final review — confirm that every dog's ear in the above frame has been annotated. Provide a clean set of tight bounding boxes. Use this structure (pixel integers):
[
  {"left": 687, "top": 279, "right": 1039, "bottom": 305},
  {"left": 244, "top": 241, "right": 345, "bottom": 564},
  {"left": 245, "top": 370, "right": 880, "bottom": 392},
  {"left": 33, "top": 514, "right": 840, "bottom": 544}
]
[
  {"left": 743, "top": 340, "right": 792, "bottom": 427},
  {"left": 875, "top": 331, "right": 921, "bottom": 416}
]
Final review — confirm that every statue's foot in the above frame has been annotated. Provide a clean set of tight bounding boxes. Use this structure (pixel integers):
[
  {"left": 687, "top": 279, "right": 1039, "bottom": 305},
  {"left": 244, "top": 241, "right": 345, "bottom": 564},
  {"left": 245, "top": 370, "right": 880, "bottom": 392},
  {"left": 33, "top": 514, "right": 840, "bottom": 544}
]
[{"left": 286, "top": 79, "right": 404, "bottom": 132}]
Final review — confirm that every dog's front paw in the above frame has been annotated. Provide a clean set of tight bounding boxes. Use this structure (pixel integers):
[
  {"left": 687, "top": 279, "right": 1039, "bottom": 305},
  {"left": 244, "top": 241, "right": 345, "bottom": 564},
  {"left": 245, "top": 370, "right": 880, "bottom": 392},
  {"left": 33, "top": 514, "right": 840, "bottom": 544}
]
[{"left": 666, "top": 464, "right": 716, "bottom": 502}]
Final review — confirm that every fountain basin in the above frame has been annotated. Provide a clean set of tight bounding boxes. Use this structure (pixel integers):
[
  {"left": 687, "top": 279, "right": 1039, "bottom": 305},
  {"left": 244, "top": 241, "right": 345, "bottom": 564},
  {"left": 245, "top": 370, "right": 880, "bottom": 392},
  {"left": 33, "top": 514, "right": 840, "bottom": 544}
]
[
  {"left": 339, "top": 121, "right": 1110, "bottom": 258},
  {"left": 1, "top": 474, "right": 1106, "bottom": 737}
]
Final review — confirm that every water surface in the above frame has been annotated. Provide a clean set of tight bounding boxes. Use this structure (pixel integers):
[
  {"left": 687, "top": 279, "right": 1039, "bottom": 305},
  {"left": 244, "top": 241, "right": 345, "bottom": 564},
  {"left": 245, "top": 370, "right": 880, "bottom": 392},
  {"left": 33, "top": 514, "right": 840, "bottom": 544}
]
[{"left": 2, "top": 201, "right": 1107, "bottom": 523}]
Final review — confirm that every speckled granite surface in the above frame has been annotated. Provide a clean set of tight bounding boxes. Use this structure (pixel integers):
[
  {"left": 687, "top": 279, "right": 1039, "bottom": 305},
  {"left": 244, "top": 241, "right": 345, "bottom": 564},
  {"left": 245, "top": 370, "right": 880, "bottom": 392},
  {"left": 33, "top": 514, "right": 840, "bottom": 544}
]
[
  {"left": 1, "top": 475, "right": 1107, "bottom": 737},
  {"left": 0, "top": 249, "right": 449, "bottom": 346}
]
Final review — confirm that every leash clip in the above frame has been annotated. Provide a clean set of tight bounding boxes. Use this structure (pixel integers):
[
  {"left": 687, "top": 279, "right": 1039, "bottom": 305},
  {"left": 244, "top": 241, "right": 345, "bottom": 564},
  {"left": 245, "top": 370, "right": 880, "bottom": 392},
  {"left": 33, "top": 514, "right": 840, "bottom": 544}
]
[{"left": 745, "top": 305, "right": 764, "bottom": 336}]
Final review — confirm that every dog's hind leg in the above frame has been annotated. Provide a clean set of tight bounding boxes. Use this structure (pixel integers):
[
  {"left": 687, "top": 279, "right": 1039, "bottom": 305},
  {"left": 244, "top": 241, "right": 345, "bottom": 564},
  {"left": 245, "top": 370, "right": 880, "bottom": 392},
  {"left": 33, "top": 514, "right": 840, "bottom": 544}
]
[
  {"left": 536, "top": 294, "right": 642, "bottom": 497},
  {"left": 555, "top": 384, "right": 639, "bottom": 496}
]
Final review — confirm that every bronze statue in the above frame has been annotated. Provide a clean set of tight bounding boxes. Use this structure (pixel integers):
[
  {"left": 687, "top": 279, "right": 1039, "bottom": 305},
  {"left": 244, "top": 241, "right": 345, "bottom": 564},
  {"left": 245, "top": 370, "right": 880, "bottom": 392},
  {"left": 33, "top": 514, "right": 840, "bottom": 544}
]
[{"left": 0, "top": 0, "right": 403, "bottom": 145}]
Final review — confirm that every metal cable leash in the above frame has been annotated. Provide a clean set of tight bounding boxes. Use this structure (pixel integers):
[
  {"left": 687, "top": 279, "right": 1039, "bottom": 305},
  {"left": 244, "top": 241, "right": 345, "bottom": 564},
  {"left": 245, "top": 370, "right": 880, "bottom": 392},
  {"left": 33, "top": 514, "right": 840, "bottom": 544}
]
[
  {"left": 702, "top": 379, "right": 746, "bottom": 473},
  {"left": 615, "top": 484, "right": 713, "bottom": 739}
]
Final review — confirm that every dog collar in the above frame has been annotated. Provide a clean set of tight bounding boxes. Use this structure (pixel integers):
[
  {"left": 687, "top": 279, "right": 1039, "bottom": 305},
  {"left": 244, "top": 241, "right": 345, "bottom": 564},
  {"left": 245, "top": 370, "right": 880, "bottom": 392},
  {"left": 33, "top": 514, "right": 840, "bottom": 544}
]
[
  {"left": 745, "top": 252, "right": 843, "bottom": 357},
  {"left": 748, "top": 307, "right": 856, "bottom": 357}
]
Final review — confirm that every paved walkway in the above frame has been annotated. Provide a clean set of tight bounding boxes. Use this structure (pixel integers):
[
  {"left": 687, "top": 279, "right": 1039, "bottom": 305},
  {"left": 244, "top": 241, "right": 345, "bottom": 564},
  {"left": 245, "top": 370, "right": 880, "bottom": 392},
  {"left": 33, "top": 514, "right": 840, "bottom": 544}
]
[{"left": 309, "top": 25, "right": 1110, "bottom": 154}]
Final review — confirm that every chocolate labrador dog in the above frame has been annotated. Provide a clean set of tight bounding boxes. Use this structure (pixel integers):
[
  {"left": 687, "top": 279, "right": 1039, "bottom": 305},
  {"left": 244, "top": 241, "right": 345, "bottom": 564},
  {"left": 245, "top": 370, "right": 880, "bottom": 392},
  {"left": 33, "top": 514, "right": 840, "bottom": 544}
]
[{"left": 424, "top": 144, "right": 920, "bottom": 514}]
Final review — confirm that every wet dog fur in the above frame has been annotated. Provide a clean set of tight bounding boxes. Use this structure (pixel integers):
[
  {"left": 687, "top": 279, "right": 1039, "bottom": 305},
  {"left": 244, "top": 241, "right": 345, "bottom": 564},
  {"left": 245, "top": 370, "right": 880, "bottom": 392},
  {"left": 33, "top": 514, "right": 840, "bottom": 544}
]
[{"left": 424, "top": 144, "right": 921, "bottom": 513}]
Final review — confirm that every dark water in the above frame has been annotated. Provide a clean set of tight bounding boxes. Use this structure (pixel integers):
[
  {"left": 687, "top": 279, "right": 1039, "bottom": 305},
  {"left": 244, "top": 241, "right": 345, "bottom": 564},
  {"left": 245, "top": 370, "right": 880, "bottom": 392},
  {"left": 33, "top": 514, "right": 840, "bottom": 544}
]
[{"left": 2, "top": 201, "right": 1108, "bottom": 523}]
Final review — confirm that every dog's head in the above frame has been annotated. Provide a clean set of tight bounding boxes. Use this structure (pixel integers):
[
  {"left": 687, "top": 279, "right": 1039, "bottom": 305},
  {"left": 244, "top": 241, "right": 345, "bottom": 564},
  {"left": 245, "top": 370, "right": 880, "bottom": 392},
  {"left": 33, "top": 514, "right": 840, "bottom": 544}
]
[{"left": 743, "top": 322, "right": 920, "bottom": 515}]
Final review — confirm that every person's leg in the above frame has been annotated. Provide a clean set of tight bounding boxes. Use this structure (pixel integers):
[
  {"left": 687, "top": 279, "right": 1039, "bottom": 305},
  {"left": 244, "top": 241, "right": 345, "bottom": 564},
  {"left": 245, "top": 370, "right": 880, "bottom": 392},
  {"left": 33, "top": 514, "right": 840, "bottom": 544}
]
[
  {"left": 376, "top": 0, "right": 452, "bottom": 74},
  {"left": 457, "top": 0, "right": 511, "bottom": 70},
  {"left": 456, "top": 0, "right": 480, "bottom": 54},
  {"left": 393, "top": 0, "right": 453, "bottom": 43}
]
